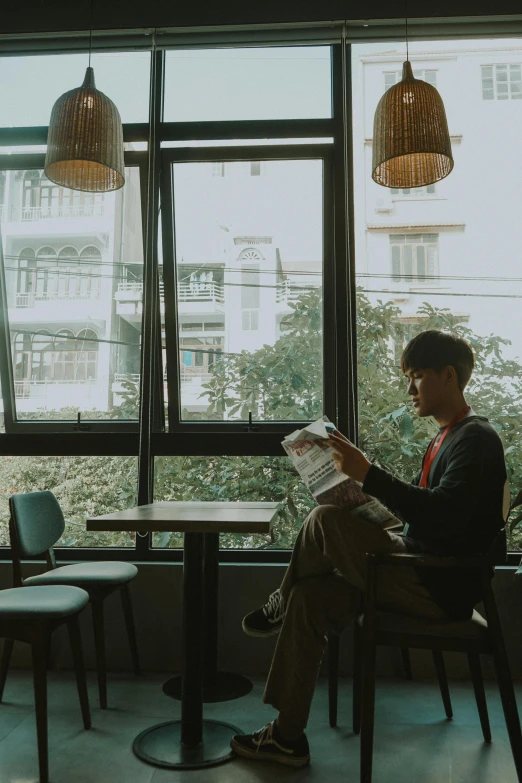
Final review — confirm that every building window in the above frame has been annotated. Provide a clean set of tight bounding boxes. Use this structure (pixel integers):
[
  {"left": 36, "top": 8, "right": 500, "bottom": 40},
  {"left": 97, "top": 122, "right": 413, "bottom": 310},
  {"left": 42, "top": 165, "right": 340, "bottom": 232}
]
[
  {"left": 391, "top": 184, "right": 436, "bottom": 197},
  {"left": 250, "top": 161, "right": 262, "bottom": 176},
  {"left": 390, "top": 234, "right": 439, "bottom": 282},
  {"left": 481, "top": 64, "right": 522, "bottom": 100},
  {"left": 212, "top": 162, "right": 225, "bottom": 177},
  {"left": 242, "top": 310, "right": 259, "bottom": 330},
  {"left": 13, "top": 328, "right": 99, "bottom": 387},
  {"left": 21, "top": 170, "right": 105, "bottom": 219},
  {"left": 384, "top": 69, "right": 437, "bottom": 92}
]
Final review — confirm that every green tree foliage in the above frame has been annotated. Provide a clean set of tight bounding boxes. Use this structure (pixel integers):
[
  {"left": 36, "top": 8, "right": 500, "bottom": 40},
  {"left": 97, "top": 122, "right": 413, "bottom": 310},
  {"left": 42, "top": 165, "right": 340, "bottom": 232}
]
[{"left": 3, "top": 287, "right": 522, "bottom": 551}]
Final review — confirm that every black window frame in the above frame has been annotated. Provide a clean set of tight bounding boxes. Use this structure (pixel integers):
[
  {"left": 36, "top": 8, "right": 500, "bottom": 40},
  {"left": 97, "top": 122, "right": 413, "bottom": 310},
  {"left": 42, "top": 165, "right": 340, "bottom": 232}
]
[{"left": 0, "top": 27, "right": 519, "bottom": 565}]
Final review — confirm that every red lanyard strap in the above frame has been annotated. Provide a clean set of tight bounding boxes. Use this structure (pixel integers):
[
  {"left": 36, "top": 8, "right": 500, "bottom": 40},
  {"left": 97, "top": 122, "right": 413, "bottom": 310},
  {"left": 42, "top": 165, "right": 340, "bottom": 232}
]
[{"left": 419, "top": 406, "right": 471, "bottom": 488}]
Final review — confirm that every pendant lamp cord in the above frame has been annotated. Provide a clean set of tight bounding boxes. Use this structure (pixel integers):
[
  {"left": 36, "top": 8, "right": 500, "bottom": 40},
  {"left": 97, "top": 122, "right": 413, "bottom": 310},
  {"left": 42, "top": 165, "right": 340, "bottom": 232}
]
[
  {"left": 405, "top": 0, "right": 409, "bottom": 61},
  {"left": 88, "top": 0, "right": 94, "bottom": 68}
]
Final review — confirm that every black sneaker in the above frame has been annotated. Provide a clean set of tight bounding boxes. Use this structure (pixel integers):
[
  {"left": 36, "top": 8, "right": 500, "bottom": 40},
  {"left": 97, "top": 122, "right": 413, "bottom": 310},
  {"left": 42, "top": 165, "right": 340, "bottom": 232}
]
[
  {"left": 242, "top": 589, "right": 285, "bottom": 637},
  {"left": 230, "top": 721, "right": 310, "bottom": 768}
]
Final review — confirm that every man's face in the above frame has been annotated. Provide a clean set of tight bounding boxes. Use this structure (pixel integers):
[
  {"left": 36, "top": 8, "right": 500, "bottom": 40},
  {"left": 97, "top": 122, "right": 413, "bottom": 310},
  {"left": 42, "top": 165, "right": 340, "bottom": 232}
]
[{"left": 404, "top": 366, "right": 450, "bottom": 418}]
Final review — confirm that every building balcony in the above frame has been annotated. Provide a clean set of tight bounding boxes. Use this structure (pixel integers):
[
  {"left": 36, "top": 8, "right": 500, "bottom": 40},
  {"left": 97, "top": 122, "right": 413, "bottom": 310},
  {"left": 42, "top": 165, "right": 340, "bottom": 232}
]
[
  {"left": 276, "top": 281, "right": 318, "bottom": 306},
  {"left": 15, "top": 290, "right": 101, "bottom": 308},
  {"left": 14, "top": 378, "right": 104, "bottom": 409},
  {"left": 18, "top": 203, "right": 105, "bottom": 222},
  {"left": 114, "top": 280, "right": 225, "bottom": 323}
]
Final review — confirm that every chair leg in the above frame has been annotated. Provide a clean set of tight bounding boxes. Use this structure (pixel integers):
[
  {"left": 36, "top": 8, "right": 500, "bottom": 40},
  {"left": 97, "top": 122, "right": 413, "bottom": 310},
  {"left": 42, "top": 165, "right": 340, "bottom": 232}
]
[
  {"left": 400, "top": 648, "right": 413, "bottom": 680},
  {"left": 327, "top": 632, "right": 339, "bottom": 727},
  {"left": 432, "top": 650, "right": 453, "bottom": 719},
  {"left": 32, "top": 634, "right": 50, "bottom": 783},
  {"left": 490, "top": 639, "right": 522, "bottom": 779},
  {"left": 0, "top": 639, "right": 14, "bottom": 702},
  {"left": 91, "top": 600, "right": 107, "bottom": 709},
  {"left": 67, "top": 615, "right": 91, "bottom": 730},
  {"left": 360, "top": 623, "right": 377, "bottom": 783},
  {"left": 467, "top": 653, "right": 491, "bottom": 743},
  {"left": 120, "top": 584, "right": 140, "bottom": 676},
  {"left": 353, "top": 621, "right": 362, "bottom": 735}
]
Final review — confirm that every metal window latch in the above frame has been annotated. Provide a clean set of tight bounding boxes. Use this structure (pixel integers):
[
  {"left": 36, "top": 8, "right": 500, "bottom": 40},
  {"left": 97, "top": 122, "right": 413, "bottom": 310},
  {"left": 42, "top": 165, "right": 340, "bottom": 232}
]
[
  {"left": 243, "top": 411, "right": 259, "bottom": 432},
  {"left": 73, "top": 411, "right": 91, "bottom": 432}
]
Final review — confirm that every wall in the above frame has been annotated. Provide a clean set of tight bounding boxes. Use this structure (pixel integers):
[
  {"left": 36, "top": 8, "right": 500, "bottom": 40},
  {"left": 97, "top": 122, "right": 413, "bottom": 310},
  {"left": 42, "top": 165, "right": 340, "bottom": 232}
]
[
  {"left": 2, "top": 2, "right": 522, "bottom": 37},
  {"left": 2, "top": 561, "right": 521, "bottom": 681}
]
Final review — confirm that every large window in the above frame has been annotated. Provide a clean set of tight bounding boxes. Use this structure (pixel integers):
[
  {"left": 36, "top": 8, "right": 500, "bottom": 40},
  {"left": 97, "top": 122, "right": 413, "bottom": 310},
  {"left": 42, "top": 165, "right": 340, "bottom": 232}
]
[
  {"left": 164, "top": 47, "right": 332, "bottom": 122},
  {"left": 353, "top": 38, "right": 522, "bottom": 553},
  {"left": 162, "top": 153, "right": 328, "bottom": 426},
  {"left": 2, "top": 31, "right": 522, "bottom": 559},
  {"left": 0, "top": 456, "right": 137, "bottom": 547},
  {"left": 2, "top": 164, "right": 144, "bottom": 422}
]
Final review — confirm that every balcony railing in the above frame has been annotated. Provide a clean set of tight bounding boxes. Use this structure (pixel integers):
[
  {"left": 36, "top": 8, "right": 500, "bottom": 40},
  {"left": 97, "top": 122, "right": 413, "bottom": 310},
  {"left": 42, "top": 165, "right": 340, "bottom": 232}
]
[
  {"left": 20, "top": 203, "right": 104, "bottom": 222},
  {"left": 15, "top": 289, "right": 101, "bottom": 308},
  {"left": 276, "top": 281, "right": 318, "bottom": 304},
  {"left": 113, "top": 370, "right": 212, "bottom": 387},
  {"left": 116, "top": 280, "right": 224, "bottom": 305},
  {"left": 14, "top": 378, "right": 97, "bottom": 399},
  {"left": 113, "top": 373, "right": 140, "bottom": 385}
]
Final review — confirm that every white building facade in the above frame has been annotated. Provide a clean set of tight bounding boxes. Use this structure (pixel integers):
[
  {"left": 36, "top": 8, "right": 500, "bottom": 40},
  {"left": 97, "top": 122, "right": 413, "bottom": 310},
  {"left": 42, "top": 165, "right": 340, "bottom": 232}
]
[{"left": 352, "top": 39, "right": 522, "bottom": 362}]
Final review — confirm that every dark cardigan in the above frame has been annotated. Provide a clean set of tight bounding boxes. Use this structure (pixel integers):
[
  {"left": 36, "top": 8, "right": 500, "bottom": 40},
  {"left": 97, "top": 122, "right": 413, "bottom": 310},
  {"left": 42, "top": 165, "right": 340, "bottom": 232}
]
[{"left": 362, "top": 416, "right": 507, "bottom": 619}]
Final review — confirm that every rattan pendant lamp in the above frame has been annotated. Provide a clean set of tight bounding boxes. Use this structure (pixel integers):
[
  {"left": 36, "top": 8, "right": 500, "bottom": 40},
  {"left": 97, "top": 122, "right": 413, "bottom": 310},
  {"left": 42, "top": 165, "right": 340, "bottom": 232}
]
[
  {"left": 44, "top": 0, "right": 124, "bottom": 192},
  {"left": 371, "top": 7, "right": 453, "bottom": 188}
]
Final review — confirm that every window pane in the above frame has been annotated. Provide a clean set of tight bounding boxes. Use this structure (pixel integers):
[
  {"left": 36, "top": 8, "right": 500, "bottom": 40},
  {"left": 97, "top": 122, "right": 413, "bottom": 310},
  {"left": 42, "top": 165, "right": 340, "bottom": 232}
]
[
  {"left": 2, "top": 166, "right": 143, "bottom": 421},
  {"left": 0, "top": 456, "right": 137, "bottom": 546},
  {"left": 167, "top": 158, "right": 324, "bottom": 422},
  {"left": 164, "top": 47, "right": 332, "bottom": 121},
  {"left": 353, "top": 39, "right": 522, "bottom": 552},
  {"left": 0, "top": 52, "right": 150, "bottom": 126},
  {"left": 153, "top": 455, "right": 312, "bottom": 549}
]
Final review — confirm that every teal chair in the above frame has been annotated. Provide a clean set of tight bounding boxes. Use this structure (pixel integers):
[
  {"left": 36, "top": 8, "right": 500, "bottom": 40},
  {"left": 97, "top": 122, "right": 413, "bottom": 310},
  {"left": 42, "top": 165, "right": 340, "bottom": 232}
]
[
  {"left": 7, "top": 491, "right": 140, "bottom": 709},
  {"left": 0, "top": 584, "right": 91, "bottom": 783}
]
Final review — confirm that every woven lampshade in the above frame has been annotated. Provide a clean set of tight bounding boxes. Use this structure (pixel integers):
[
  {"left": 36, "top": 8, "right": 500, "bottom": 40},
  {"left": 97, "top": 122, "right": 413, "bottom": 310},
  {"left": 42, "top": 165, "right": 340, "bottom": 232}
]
[
  {"left": 45, "top": 67, "right": 125, "bottom": 192},
  {"left": 372, "top": 61, "right": 453, "bottom": 189}
]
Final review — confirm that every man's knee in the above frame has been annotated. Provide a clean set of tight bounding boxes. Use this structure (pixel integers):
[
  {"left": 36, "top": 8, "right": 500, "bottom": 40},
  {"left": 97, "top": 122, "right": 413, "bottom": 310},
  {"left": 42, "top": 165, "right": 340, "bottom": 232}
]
[{"left": 303, "top": 504, "right": 344, "bottom": 535}]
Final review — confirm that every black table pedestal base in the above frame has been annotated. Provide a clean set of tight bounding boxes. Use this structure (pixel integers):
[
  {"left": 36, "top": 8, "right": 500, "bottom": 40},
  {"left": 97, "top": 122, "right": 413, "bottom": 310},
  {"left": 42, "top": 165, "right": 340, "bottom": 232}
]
[
  {"left": 133, "top": 719, "right": 242, "bottom": 769},
  {"left": 163, "top": 672, "right": 253, "bottom": 703}
]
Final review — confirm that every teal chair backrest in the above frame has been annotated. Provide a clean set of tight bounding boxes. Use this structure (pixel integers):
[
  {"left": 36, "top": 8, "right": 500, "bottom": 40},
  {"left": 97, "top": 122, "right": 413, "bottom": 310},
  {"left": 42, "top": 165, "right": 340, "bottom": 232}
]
[{"left": 9, "top": 491, "right": 66, "bottom": 557}]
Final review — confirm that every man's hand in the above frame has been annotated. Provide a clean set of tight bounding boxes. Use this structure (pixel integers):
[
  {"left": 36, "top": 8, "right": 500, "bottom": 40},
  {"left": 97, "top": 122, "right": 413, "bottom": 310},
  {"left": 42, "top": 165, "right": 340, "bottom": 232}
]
[{"left": 328, "top": 430, "right": 372, "bottom": 484}]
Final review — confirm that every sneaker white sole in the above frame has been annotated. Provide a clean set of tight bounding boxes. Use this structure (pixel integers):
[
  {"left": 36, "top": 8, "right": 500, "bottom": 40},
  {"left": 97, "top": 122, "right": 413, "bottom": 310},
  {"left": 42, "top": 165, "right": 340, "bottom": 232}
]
[
  {"left": 241, "top": 619, "right": 282, "bottom": 638},
  {"left": 230, "top": 737, "right": 310, "bottom": 768}
]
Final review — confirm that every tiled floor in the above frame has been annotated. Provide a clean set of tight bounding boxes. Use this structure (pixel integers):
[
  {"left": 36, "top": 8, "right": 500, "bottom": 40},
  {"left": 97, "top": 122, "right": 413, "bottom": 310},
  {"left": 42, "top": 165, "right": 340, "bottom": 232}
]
[{"left": 0, "top": 670, "right": 519, "bottom": 783}]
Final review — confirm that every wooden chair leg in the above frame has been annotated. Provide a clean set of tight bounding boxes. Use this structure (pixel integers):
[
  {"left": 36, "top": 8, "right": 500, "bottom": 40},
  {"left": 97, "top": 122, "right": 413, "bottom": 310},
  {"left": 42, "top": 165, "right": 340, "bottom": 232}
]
[
  {"left": 467, "top": 653, "right": 491, "bottom": 742},
  {"left": 327, "top": 632, "right": 339, "bottom": 727},
  {"left": 67, "top": 615, "right": 91, "bottom": 730},
  {"left": 0, "top": 639, "right": 14, "bottom": 702},
  {"left": 32, "top": 634, "right": 50, "bottom": 783},
  {"left": 432, "top": 650, "right": 453, "bottom": 719},
  {"left": 91, "top": 600, "right": 107, "bottom": 709},
  {"left": 353, "top": 620, "right": 362, "bottom": 735},
  {"left": 120, "top": 584, "right": 140, "bottom": 676},
  {"left": 400, "top": 648, "right": 413, "bottom": 680},
  {"left": 359, "top": 622, "right": 377, "bottom": 783}
]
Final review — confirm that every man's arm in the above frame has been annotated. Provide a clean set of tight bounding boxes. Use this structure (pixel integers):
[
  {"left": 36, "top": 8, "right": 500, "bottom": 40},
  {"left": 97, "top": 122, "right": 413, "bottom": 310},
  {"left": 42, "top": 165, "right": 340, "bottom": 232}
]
[{"left": 361, "top": 433, "right": 488, "bottom": 537}]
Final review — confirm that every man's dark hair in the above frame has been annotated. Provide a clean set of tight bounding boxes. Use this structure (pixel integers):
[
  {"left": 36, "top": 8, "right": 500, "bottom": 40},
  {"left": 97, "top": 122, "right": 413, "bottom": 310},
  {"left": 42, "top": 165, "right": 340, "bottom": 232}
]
[{"left": 400, "top": 330, "right": 475, "bottom": 390}]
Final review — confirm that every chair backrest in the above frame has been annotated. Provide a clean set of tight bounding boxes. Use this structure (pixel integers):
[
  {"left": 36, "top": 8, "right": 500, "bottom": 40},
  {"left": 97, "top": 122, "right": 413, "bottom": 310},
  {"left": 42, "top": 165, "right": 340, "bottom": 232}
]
[{"left": 9, "top": 491, "right": 65, "bottom": 557}]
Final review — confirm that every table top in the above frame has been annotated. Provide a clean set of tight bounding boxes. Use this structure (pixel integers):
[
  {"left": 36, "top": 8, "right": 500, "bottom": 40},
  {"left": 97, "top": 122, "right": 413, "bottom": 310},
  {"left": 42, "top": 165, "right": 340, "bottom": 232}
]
[{"left": 86, "top": 500, "right": 280, "bottom": 534}]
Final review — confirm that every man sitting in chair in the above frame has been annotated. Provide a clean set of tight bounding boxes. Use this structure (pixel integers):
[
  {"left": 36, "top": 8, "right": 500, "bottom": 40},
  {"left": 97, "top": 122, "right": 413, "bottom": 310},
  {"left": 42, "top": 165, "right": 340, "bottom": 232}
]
[{"left": 231, "top": 330, "right": 508, "bottom": 768}]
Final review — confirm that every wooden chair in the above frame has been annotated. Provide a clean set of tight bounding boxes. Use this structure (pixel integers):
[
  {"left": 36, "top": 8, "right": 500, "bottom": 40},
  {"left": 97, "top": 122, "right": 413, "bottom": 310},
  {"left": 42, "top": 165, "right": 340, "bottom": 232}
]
[
  {"left": 0, "top": 585, "right": 91, "bottom": 783},
  {"left": 7, "top": 491, "right": 140, "bottom": 709},
  {"left": 330, "top": 552, "right": 522, "bottom": 783}
]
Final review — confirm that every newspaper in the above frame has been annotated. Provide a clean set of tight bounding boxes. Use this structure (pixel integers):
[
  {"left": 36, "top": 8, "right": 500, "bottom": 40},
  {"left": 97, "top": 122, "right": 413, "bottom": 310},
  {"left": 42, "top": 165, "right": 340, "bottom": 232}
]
[{"left": 282, "top": 416, "right": 401, "bottom": 530}]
